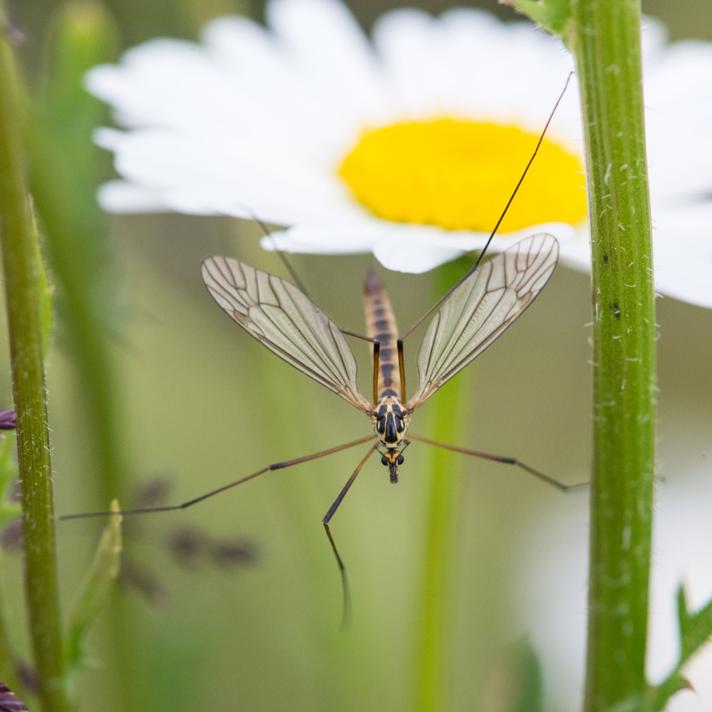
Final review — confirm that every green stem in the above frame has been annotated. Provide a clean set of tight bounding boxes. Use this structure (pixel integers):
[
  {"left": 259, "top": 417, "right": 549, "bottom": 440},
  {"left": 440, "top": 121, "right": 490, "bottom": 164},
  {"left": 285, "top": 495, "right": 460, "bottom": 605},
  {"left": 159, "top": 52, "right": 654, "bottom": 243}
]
[
  {"left": 413, "top": 261, "right": 467, "bottom": 712},
  {"left": 566, "top": 2, "right": 656, "bottom": 708},
  {"left": 0, "top": 9, "right": 72, "bottom": 712}
]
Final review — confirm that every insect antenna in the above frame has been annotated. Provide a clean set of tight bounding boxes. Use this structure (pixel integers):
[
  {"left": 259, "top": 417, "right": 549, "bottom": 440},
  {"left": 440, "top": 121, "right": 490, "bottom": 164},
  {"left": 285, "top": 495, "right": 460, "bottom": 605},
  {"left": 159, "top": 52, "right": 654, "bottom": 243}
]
[
  {"left": 400, "top": 72, "right": 574, "bottom": 341},
  {"left": 248, "top": 212, "right": 312, "bottom": 297}
]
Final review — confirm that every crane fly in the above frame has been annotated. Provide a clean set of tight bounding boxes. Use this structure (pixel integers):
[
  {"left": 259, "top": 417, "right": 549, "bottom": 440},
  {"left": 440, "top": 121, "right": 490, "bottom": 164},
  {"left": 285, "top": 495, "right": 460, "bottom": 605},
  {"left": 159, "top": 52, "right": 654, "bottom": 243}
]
[
  {"left": 201, "top": 232, "right": 559, "bottom": 490},
  {"left": 63, "top": 75, "right": 581, "bottom": 622},
  {"left": 67, "top": 234, "right": 565, "bottom": 622}
]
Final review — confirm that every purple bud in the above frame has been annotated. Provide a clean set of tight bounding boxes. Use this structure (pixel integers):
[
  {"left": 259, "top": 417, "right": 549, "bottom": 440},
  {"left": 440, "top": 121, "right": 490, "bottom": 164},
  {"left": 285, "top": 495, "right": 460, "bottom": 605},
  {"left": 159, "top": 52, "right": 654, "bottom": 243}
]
[
  {"left": 0, "top": 680, "right": 29, "bottom": 711},
  {"left": 1, "top": 520, "right": 23, "bottom": 550},
  {"left": 0, "top": 409, "right": 16, "bottom": 430}
]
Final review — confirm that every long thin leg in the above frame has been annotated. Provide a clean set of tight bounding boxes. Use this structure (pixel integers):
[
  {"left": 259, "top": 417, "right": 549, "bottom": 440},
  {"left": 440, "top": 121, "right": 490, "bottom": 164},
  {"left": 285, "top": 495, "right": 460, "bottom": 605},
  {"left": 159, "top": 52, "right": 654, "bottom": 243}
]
[
  {"left": 323, "top": 444, "right": 378, "bottom": 627},
  {"left": 61, "top": 435, "right": 376, "bottom": 520},
  {"left": 408, "top": 434, "right": 587, "bottom": 492},
  {"left": 341, "top": 328, "right": 377, "bottom": 344},
  {"left": 397, "top": 338, "right": 406, "bottom": 401},
  {"left": 372, "top": 340, "right": 380, "bottom": 404}
]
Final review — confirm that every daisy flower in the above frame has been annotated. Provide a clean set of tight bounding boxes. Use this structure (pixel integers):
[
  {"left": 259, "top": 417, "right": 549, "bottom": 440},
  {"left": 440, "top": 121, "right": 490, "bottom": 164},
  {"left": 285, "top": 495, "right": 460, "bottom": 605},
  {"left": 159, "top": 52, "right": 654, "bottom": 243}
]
[{"left": 86, "top": 0, "right": 712, "bottom": 307}]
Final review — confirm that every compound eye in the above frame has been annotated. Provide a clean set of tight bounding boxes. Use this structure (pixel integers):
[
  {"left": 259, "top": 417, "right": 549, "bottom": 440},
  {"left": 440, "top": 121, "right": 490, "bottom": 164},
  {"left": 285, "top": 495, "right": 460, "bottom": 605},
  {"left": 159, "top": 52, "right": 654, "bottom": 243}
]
[
  {"left": 381, "top": 455, "right": 388, "bottom": 466},
  {"left": 397, "top": 454, "right": 405, "bottom": 465}
]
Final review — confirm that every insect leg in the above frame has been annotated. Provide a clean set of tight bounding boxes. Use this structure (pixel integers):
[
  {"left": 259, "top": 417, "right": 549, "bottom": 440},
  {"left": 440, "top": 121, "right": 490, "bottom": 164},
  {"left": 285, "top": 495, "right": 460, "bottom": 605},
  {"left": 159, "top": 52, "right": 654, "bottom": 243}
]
[
  {"left": 408, "top": 433, "right": 587, "bottom": 492},
  {"left": 60, "top": 435, "right": 377, "bottom": 521},
  {"left": 322, "top": 444, "right": 378, "bottom": 627},
  {"left": 372, "top": 340, "right": 380, "bottom": 405},
  {"left": 397, "top": 338, "right": 406, "bottom": 401},
  {"left": 340, "top": 328, "right": 377, "bottom": 344}
]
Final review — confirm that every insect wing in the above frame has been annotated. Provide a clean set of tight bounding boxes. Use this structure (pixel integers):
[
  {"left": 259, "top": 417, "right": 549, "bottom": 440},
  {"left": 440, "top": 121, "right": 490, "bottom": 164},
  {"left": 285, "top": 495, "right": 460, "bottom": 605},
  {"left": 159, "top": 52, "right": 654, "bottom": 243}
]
[
  {"left": 407, "top": 234, "right": 559, "bottom": 409},
  {"left": 202, "top": 256, "right": 371, "bottom": 413}
]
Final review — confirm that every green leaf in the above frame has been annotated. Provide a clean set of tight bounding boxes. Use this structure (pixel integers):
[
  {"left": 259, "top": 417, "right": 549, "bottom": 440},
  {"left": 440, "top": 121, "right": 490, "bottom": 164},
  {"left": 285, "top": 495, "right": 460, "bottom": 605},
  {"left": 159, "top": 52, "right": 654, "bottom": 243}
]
[
  {"left": 510, "top": 639, "right": 544, "bottom": 712},
  {"left": 502, "top": 0, "right": 571, "bottom": 37},
  {"left": 482, "top": 639, "right": 544, "bottom": 712},
  {"left": 642, "top": 584, "right": 712, "bottom": 710},
  {"left": 65, "top": 500, "right": 123, "bottom": 676},
  {"left": 0, "top": 434, "right": 20, "bottom": 528}
]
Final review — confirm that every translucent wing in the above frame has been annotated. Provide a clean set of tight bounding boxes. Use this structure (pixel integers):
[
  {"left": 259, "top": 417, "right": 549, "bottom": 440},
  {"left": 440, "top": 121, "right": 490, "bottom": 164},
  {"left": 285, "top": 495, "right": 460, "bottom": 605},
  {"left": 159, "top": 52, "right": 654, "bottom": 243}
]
[
  {"left": 202, "top": 256, "right": 372, "bottom": 413},
  {"left": 407, "top": 234, "right": 559, "bottom": 410}
]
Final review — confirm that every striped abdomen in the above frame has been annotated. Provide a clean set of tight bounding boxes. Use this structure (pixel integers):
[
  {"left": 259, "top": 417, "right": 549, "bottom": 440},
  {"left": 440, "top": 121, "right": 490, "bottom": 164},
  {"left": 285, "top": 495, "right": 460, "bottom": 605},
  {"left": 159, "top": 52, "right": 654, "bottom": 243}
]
[{"left": 363, "top": 270, "right": 401, "bottom": 401}]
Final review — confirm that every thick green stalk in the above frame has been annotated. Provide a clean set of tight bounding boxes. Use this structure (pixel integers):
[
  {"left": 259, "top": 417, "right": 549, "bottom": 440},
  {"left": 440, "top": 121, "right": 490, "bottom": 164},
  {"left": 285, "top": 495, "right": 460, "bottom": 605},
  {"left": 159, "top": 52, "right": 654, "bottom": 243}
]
[
  {"left": 413, "top": 261, "right": 467, "bottom": 712},
  {"left": 0, "top": 10, "right": 72, "bottom": 712},
  {"left": 566, "top": 2, "right": 656, "bottom": 708}
]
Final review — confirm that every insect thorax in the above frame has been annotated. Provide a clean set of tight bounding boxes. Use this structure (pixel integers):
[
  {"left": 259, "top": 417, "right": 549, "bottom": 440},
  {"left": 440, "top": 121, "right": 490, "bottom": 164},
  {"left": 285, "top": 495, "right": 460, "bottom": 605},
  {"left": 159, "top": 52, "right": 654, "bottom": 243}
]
[{"left": 372, "top": 396, "right": 409, "bottom": 447}]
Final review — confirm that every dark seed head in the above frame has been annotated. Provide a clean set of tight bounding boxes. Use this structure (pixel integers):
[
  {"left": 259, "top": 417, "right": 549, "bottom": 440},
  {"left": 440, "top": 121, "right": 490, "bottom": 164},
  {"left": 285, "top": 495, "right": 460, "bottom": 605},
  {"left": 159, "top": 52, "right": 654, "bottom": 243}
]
[{"left": 211, "top": 539, "right": 258, "bottom": 568}]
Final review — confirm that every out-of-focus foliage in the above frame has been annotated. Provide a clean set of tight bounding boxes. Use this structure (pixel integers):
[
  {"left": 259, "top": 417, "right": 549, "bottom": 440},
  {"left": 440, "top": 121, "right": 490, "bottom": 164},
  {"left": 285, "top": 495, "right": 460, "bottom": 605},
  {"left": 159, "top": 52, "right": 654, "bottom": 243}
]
[
  {"left": 65, "top": 500, "right": 122, "bottom": 679},
  {"left": 0, "top": 435, "right": 19, "bottom": 530},
  {"left": 29, "top": 1, "right": 118, "bottom": 335}
]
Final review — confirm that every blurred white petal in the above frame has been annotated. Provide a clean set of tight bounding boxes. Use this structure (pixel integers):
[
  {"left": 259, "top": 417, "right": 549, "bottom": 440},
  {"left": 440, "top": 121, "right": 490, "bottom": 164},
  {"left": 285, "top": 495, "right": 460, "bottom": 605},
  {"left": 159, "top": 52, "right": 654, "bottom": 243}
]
[{"left": 97, "top": 180, "right": 171, "bottom": 212}]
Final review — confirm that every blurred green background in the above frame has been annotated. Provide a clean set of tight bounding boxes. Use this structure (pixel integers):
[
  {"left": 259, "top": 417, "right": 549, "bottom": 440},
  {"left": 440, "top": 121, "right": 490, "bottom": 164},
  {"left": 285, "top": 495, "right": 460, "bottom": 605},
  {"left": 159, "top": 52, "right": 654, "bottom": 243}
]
[{"left": 2, "top": 1, "right": 711, "bottom": 711}]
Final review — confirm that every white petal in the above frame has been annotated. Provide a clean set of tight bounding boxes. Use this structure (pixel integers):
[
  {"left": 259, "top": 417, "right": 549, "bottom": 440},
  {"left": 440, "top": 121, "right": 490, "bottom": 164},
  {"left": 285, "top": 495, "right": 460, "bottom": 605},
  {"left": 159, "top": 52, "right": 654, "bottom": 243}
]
[
  {"left": 93, "top": 127, "right": 128, "bottom": 150},
  {"left": 652, "top": 204, "right": 712, "bottom": 308},
  {"left": 262, "top": 224, "right": 374, "bottom": 254},
  {"left": 557, "top": 231, "right": 592, "bottom": 273},
  {"left": 266, "top": 0, "right": 391, "bottom": 122},
  {"left": 372, "top": 231, "right": 464, "bottom": 272},
  {"left": 97, "top": 180, "right": 172, "bottom": 213},
  {"left": 645, "top": 41, "right": 712, "bottom": 201},
  {"left": 107, "top": 129, "right": 351, "bottom": 223},
  {"left": 86, "top": 40, "right": 233, "bottom": 129},
  {"left": 202, "top": 14, "right": 364, "bottom": 159},
  {"left": 641, "top": 15, "right": 670, "bottom": 63},
  {"left": 417, "top": 222, "right": 578, "bottom": 252}
]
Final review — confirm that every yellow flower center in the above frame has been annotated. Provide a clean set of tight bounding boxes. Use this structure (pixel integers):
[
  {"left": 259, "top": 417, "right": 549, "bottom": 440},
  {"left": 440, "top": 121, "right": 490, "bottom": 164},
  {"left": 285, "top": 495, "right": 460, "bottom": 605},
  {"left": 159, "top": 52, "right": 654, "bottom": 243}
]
[{"left": 338, "top": 118, "right": 586, "bottom": 232}]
